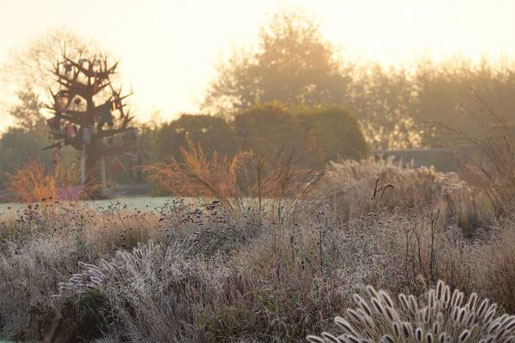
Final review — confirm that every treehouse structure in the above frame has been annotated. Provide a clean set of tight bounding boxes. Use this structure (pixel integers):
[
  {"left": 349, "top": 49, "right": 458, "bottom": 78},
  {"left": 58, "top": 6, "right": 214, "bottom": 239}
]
[{"left": 44, "top": 53, "right": 139, "bottom": 194}]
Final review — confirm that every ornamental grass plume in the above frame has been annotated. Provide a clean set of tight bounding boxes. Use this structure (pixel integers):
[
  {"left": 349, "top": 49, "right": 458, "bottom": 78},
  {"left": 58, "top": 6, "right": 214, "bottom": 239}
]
[{"left": 307, "top": 280, "right": 515, "bottom": 343}]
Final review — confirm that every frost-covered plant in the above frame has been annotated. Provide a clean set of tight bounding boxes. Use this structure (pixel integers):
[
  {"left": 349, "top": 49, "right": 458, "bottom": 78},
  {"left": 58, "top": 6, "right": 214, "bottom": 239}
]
[
  {"left": 84, "top": 241, "right": 211, "bottom": 342},
  {"left": 0, "top": 235, "right": 82, "bottom": 340},
  {"left": 54, "top": 261, "right": 106, "bottom": 298},
  {"left": 313, "top": 157, "right": 478, "bottom": 226},
  {"left": 307, "top": 280, "right": 515, "bottom": 343}
]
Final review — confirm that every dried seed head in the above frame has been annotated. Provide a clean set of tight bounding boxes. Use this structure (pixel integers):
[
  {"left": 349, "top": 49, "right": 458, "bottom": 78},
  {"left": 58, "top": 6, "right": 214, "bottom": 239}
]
[
  {"left": 484, "top": 307, "right": 497, "bottom": 324},
  {"left": 335, "top": 316, "right": 357, "bottom": 336},
  {"left": 504, "top": 317, "right": 515, "bottom": 331},
  {"left": 346, "top": 334, "right": 360, "bottom": 343},
  {"left": 385, "top": 305, "right": 398, "bottom": 322},
  {"left": 432, "top": 320, "right": 440, "bottom": 335},
  {"left": 459, "top": 308, "right": 468, "bottom": 325},
  {"left": 436, "top": 312, "right": 444, "bottom": 324},
  {"left": 379, "top": 290, "right": 394, "bottom": 308},
  {"left": 451, "top": 289, "right": 462, "bottom": 307},
  {"left": 356, "top": 310, "right": 375, "bottom": 330},
  {"left": 421, "top": 307, "right": 430, "bottom": 324},
  {"left": 380, "top": 334, "right": 394, "bottom": 343},
  {"left": 306, "top": 335, "right": 325, "bottom": 343},
  {"left": 402, "top": 322, "right": 413, "bottom": 338},
  {"left": 488, "top": 322, "right": 500, "bottom": 335},
  {"left": 366, "top": 285, "right": 379, "bottom": 299},
  {"left": 416, "top": 327, "right": 424, "bottom": 342},
  {"left": 372, "top": 297, "right": 385, "bottom": 315},
  {"left": 409, "top": 295, "right": 419, "bottom": 314},
  {"left": 495, "top": 327, "right": 508, "bottom": 342},
  {"left": 455, "top": 292, "right": 464, "bottom": 308},
  {"left": 436, "top": 280, "right": 444, "bottom": 301},
  {"left": 346, "top": 308, "right": 362, "bottom": 327},
  {"left": 459, "top": 330, "right": 470, "bottom": 342},
  {"left": 443, "top": 286, "right": 451, "bottom": 308},
  {"left": 399, "top": 293, "right": 410, "bottom": 311},
  {"left": 466, "top": 312, "right": 476, "bottom": 327},
  {"left": 496, "top": 314, "right": 510, "bottom": 327},
  {"left": 353, "top": 294, "right": 372, "bottom": 317},
  {"left": 500, "top": 314, "right": 513, "bottom": 326},
  {"left": 393, "top": 322, "right": 401, "bottom": 338},
  {"left": 321, "top": 332, "right": 339, "bottom": 343},
  {"left": 477, "top": 299, "right": 490, "bottom": 318},
  {"left": 453, "top": 306, "right": 460, "bottom": 322},
  {"left": 466, "top": 292, "right": 478, "bottom": 311}
]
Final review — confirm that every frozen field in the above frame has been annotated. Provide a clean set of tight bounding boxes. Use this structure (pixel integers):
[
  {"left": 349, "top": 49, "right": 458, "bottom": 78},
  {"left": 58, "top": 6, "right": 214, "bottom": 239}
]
[{"left": 0, "top": 196, "right": 186, "bottom": 214}]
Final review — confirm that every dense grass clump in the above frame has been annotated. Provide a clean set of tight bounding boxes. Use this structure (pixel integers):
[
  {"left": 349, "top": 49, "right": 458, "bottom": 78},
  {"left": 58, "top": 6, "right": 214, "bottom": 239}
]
[{"left": 307, "top": 280, "right": 515, "bottom": 343}]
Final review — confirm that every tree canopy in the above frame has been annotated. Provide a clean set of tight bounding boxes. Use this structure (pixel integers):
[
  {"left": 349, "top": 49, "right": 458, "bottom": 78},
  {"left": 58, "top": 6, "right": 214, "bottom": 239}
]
[
  {"left": 8, "top": 90, "right": 46, "bottom": 131},
  {"left": 298, "top": 106, "right": 369, "bottom": 163},
  {"left": 155, "top": 114, "right": 236, "bottom": 162},
  {"left": 203, "top": 9, "right": 350, "bottom": 114},
  {"left": 145, "top": 103, "right": 369, "bottom": 171},
  {"left": 233, "top": 103, "right": 304, "bottom": 156}
]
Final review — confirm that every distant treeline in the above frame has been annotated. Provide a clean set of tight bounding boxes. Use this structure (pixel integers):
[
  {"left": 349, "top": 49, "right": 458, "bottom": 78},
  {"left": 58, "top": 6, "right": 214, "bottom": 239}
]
[
  {"left": 199, "top": 10, "right": 515, "bottom": 150},
  {"left": 139, "top": 103, "right": 368, "bottom": 168},
  {"left": 206, "top": 56, "right": 515, "bottom": 151},
  {"left": 0, "top": 104, "right": 368, "bottom": 191},
  {"left": 342, "top": 58, "right": 515, "bottom": 150}
]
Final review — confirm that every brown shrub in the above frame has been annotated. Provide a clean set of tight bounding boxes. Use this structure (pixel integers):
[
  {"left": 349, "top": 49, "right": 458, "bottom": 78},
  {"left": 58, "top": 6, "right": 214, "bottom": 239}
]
[
  {"left": 4, "top": 159, "right": 100, "bottom": 223},
  {"left": 144, "top": 140, "right": 321, "bottom": 216}
]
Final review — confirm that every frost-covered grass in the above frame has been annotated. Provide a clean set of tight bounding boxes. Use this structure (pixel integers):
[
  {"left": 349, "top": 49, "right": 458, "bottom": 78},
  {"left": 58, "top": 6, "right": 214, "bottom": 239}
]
[{"left": 0, "top": 159, "right": 513, "bottom": 342}]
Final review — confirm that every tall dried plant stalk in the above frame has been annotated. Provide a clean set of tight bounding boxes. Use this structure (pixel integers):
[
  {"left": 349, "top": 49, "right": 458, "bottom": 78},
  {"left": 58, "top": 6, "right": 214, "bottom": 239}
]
[
  {"left": 456, "top": 89, "right": 515, "bottom": 218},
  {"left": 143, "top": 140, "right": 320, "bottom": 215}
]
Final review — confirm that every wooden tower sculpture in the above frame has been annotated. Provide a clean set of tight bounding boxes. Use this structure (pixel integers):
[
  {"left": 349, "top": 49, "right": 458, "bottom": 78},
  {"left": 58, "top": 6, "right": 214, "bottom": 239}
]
[{"left": 44, "top": 53, "right": 138, "bottom": 191}]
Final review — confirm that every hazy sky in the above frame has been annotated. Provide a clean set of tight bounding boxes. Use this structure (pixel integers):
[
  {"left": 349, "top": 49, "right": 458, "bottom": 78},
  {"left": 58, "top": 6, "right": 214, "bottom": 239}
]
[{"left": 1, "top": 0, "right": 514, "bottom": 126}]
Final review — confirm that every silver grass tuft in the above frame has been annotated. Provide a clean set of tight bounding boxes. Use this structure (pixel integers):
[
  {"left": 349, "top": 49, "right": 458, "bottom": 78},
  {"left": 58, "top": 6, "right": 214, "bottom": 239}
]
[{"left": 307, "top": 280, "right": 515, "bottom": 342}]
